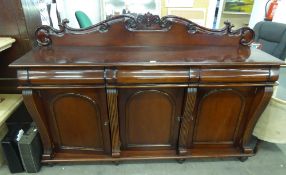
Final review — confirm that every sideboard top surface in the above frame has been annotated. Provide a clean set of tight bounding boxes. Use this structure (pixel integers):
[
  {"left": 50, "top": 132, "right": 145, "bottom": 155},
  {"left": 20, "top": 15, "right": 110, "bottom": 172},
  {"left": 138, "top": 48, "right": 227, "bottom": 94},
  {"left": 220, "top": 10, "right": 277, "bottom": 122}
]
[{"left": 10, "top": 46, "right": 283, "bottom": 68}]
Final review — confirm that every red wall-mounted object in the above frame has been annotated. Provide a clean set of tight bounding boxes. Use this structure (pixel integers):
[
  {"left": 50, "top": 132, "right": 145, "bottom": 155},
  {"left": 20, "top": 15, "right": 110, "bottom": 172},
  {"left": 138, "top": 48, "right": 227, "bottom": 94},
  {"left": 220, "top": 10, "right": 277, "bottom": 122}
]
[{"left": 266, "top": 0, "right": 279, "bottom": 21}]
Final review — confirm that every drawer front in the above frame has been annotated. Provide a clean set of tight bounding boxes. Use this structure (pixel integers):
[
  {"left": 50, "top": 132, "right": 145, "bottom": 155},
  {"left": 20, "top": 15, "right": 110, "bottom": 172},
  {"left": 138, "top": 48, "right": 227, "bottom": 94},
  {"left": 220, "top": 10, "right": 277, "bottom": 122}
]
[
  {"left": 200, "top": 68, "right": 271, "bottom": 83},
  {"left": 105, "top": 67, "right": 198, "bottom": 85},
  {"left": 18, "top": 68, "right": 105, "bottom": 85},
  {"left": 17, "top": 67, "right": 277, "bottom": 87}
]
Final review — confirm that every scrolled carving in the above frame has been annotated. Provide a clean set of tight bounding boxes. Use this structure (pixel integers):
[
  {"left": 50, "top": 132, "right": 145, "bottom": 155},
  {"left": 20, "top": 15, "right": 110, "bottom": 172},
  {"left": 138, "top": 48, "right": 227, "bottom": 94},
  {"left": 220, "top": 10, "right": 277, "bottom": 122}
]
[
  {"left": 232, "top": 27, "right": 255, "bottom": 46},
  {"left": 187, "top": 24, "right": 198, "bottom": 34},
  {"left": 35, "top": 19, "right": 112, "bottom": 46},
  {"left": 137, "top": 12, "right": 160, "bottom": 27},
  {"left": 221, "top": 21, "right": 255, "bottom": 46},
  {"left": 35, "top": 13, "right": 254, "bottom": 46},
  {"left": 124, "top": 12, "right": 170, "bottom": 31},
  {"left": 98, "top": 23, "right": 110, "bottom": 33},
  {"left": 124, "top": 17, "right": 137, "bottom": 30},
  {"left": 163, "top": 16, "right": 254, "bottom": 46},
  {"left": 161, "top": 16, "right": 254, "bottom": 46},
  {"left": 35, "top": 26, "right": 57, "bottom": 46},
  {"left": 160, "top": 18, "right": 172, "bottom": 29}
]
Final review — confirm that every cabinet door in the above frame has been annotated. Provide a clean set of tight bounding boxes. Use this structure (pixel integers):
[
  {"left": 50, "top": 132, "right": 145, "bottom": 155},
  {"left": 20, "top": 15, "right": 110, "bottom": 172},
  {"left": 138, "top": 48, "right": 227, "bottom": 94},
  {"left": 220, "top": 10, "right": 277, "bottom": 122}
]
[
  {"left": 40, "top": 89, "right": 111, "bottom": 154},
  {"left": 118, "top": 88, "right": 184, "bottom": 150},
  {"left": 191, "top": 87, "right": 255, "bottom": 148}
]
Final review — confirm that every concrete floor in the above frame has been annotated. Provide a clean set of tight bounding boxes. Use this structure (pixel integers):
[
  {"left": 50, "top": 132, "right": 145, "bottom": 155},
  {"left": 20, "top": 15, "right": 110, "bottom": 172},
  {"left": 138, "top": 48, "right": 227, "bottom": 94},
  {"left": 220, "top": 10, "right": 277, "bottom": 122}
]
[{"left": 0, "top": 141, "right": 286, "bottom": 175}]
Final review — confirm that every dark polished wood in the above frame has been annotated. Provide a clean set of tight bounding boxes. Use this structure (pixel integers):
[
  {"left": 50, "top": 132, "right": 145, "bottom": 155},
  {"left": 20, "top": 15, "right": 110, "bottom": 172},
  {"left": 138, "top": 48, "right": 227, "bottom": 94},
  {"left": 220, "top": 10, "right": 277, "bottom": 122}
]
[
  {"left": 241, "top": 86, "right": 273, "bottom": 153},
  {"left": 118, "top": 88, "right": 183, "bottom": 151},
  {"left": 35, "top": 13, "right": 254, "bottom": 47},
  {"left": 193, "top": 88, "right": 252, "bottom": 145},
  {"left": 0, "top": 0, "right": 41, "bottom": 92},
  {"left": 40, "top": 89, "right": 111, "bottom": 155},
  {"left": 10, "top": 14, "right": 284, "bottom": 163},
  {"left": 106, "top": 88, "right": 121, "bottom": 157},
  {"left": 22, "top": 90, "right": 54, "bottom": 159},
  {"left": 178, "top": 88, "right": 197, "bottom": 155}
]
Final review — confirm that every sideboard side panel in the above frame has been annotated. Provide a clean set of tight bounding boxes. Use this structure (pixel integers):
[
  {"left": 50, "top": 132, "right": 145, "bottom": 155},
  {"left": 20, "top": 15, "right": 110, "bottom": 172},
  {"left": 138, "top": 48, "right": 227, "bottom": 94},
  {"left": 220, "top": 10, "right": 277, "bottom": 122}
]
[
  {"left": 241, "top": 86, "right": 273, "bottom": 153},
  {"left": 22, "top": 89, "right": 54, "bottom": 159}
]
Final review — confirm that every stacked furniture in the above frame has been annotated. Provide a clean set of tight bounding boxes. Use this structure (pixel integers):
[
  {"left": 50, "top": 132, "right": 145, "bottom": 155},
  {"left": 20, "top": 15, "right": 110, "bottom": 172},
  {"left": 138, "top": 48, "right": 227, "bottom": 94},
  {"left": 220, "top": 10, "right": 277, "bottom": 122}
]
[{"left": 10, "top": 14, "right": 283, "bottom": 164}]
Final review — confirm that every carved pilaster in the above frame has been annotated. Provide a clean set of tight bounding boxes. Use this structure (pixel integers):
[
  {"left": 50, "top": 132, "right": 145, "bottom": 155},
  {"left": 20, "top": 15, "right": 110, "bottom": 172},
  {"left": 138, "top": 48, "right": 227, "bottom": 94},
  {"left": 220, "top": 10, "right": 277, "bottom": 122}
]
[
  {"left": 106, "top": 88, "right": 121, "bottom": 157},
  {"left": 241, "top": 86, "right": 273, "bottom": 153},
  {"left": 22, "top": 90, "right": 54, "bottom": 159},
  {"left": 178, "top": 88, "right": 197, "bottom": 155}
]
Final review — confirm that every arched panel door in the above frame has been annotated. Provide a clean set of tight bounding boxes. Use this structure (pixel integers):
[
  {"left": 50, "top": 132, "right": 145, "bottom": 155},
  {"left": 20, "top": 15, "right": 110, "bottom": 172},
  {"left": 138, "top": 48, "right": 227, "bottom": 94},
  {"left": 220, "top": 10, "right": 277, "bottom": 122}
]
[
  {"left": 193, "top": 88, "right": 247, "bottom": 146},
  {"left": 118, "top": 88, "right": 184, "bottom": 150},
  {"left": 41, "top": 89, "right": 111, "bottom": 154}
]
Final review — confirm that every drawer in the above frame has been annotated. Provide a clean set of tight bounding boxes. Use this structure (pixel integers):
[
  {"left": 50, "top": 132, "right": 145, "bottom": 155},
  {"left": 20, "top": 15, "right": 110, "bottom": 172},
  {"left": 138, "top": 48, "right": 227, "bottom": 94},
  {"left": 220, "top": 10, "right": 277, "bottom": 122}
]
[
  {"left": 199, "top": 68, "right": 272, "bottom": 83},
  {"left": 18, "top": 68, "right": 105, "bottom": 85},
  {"left": 105, "top": 67, "right": 199, "bottom": 84}
]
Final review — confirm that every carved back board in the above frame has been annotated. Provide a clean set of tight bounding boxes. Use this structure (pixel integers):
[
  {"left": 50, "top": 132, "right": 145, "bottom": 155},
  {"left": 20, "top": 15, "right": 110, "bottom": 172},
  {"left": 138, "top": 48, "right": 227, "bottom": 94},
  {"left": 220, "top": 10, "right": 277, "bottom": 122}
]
[
  {"left": 4, "top": 13, "right": 258, "bottom": 64},
  {"left": 36, "top": 13, "right": 254, "bottom": 49}
]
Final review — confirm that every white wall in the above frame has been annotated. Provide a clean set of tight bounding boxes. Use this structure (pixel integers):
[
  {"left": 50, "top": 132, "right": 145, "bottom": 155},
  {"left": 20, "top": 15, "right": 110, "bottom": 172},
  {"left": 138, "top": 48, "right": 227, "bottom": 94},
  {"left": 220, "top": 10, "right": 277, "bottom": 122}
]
[
  {"left": 57, "top": 0, "right": 103, "bottom": 28},
  {"left": 273, "top": 0, "right": 286, "bottom": 24},
  {"left": 249, "top": 0, "right": 286, "bottom": 28},
  {"left": 248, "top": 0, "right": 268, "bottom": 28}
]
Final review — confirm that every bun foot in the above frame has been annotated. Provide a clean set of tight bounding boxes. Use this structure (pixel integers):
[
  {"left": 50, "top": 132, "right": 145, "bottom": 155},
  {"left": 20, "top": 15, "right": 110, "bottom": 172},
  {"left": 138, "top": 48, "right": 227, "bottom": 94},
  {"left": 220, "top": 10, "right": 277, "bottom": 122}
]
[
  {"left": 112, "top": 161, "right": 120, "bottom": 166},
  {"left": 46, "top": 163, "right": 55, "bottom": 167},
  {"left": 239, "top": 157, "right": 248, "bottom": 162},
  {"left": 177, "top": 158, "right": 186, "bottom": 164}
]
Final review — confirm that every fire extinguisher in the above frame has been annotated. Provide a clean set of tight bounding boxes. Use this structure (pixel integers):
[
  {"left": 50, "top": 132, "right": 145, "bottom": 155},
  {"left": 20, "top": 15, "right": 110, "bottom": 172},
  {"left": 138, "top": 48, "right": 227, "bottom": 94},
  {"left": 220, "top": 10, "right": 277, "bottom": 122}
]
[{"left": 265, "top": 0, "right": 279, "bottom": 21}]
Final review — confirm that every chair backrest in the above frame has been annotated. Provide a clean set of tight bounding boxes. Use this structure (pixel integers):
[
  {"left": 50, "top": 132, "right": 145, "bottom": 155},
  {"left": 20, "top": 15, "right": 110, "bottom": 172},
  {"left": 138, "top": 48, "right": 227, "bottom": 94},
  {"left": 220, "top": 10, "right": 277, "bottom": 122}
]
[
  {"left": 75, "top": 11, "right": 92, "bottom": 28},
  {"left": 253, "top": 21, "right": 286, "bottom": 61}
]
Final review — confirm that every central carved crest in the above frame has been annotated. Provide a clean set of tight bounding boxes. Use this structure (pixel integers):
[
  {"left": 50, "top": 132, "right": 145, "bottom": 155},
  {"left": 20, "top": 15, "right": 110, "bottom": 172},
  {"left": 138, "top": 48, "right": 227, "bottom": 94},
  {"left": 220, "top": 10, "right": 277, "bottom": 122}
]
[
  {"left": 124, "top": 12, "right": 171, "bottom": 31},
  {"left": 137, "top": 12, "right": 161, "bottom": 27}
]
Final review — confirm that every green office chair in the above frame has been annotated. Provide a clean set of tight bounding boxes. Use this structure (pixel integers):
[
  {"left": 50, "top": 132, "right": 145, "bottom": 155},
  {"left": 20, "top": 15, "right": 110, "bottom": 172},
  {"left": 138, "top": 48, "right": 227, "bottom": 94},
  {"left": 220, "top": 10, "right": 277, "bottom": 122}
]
[{"left": 75, "top": 11, "right": 92, "bottom": 28}]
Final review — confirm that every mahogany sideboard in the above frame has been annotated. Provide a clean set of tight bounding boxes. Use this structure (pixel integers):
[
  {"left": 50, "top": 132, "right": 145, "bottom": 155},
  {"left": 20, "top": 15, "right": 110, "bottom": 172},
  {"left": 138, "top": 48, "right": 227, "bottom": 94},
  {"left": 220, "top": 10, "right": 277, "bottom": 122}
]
[{"left": 10, "top": 14, "right": 283, "bottom": 164}]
